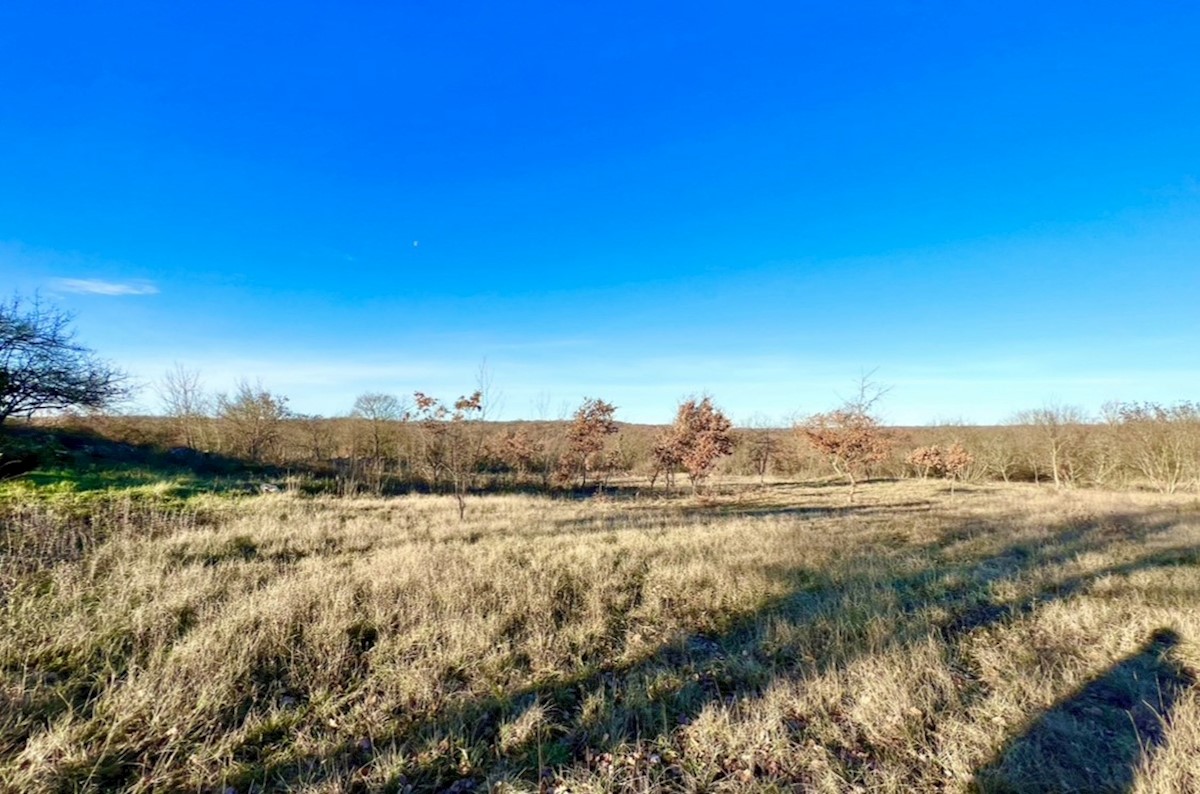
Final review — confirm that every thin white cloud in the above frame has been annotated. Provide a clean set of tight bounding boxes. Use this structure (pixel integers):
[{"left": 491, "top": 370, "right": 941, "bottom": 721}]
[{"left": 50, "top": 278, "right": 159, "bottom": 296}]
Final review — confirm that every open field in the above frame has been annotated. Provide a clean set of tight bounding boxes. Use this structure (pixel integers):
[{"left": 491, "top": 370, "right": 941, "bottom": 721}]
[{"left": 2, "top": 480, "right": 1199, "bottom": 793}]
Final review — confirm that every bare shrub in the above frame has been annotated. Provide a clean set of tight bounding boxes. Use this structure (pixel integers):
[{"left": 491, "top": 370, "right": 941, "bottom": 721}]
[
  {"left": 1104, "top": 401, "right": 1200, "bottom": 493},
  {"left": 1012, "top": 404, "right": 1088, "bottom": 488},
  {"left": 214, "top": 380, "right": 291, "bottom": 463}
]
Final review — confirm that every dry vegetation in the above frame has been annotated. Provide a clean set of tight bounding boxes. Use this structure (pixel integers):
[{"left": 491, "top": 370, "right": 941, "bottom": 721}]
[{"left": 3, "top": 478, "right": 1199, "bottom": 793}]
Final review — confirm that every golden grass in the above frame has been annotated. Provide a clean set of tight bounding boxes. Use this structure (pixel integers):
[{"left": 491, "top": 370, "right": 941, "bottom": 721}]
[{"left": 2, "top": 481, "right": 1198, "bottom": 792}]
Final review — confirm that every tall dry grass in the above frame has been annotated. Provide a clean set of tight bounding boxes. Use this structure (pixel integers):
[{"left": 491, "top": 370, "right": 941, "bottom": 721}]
[{"left": 2, "top": 481, "right": 1198, "bottom": 792}]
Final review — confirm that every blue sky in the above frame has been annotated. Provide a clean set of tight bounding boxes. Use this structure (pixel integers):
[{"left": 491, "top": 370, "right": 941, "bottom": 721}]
[{"left": 3, "top": 2, "right": 1199, "bottom": 424}]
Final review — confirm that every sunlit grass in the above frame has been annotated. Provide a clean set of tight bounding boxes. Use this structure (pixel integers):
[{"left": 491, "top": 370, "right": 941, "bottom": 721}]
[{"left": 2, "top": 481, "right": 1198, "bottom": 792}]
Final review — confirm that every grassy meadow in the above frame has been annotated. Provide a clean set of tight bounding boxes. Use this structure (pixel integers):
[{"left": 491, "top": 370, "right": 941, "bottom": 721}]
[{"left": 2, "top": 477, "right": 1199, "bottom": 793}]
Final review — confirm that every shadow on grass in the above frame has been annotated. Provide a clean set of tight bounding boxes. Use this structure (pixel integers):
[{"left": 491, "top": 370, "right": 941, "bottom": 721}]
[
  {"left": 972, "top": 628, "right": 1194, "bottom": 793},
  {"left": 17, "top": 490, "right": 1198, "bottom": 793},
  {"left": 1, "top": 425, "right": 259, "bottom": 491},
  {"left": 214, "top": 506, "right": 1200, "bottom": 792}
]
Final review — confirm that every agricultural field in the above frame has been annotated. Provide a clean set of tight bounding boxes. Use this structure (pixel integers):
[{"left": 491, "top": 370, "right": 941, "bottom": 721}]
[{"left": 2, "top": 477, "right": 1198, "bottom": 793}]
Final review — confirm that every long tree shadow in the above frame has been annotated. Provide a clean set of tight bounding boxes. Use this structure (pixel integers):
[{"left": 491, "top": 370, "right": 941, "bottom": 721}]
[
  {"left": 58, "top": 500, "right": 1198, "bottom": 792},
  {"left": 389, "top": 512, "right": 1177, "bottom": 783},
  {"left": 228, "top": 507, "right": 1198, "bottom": 791},
  {"left": 972, "top": 628, "right": 1195, "bottom": 793}
]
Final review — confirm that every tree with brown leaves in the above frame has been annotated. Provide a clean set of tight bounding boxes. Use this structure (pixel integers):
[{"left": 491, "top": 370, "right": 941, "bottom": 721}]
[
  {"left": 659, "top": 397, "right": 735, "bottom": 494},
  {"left": 942, "top": 441, "right": 974, "bottom": 493},
  {"left": 650, "top": 428, "right": 683, "bottom": 490},
  {"left": 798, "top": 377, "right": 894, "bottom": 499},
  {"left": 491, "top": 427, "right": 544, "bottom": 483},
  {"left": 556, "top": 397, "right": 618, "bottom": 489},
  {"left": 908, "top": 442, "right": 974, "bottom": 491},
  {"left": 410, "top": 390, "right": 484, "bottom": 519},
  {"left": 906, "top": 445, "right": 945, "bottom": 479}
]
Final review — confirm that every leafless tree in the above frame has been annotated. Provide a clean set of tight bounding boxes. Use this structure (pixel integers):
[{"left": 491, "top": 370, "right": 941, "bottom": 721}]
[
  {"left": 0, "top": 294, "right": 130, "bottom": 426},
  {"left": 296, "top": 414, "right": 336, "bottom": 465},
  {"left": 1012, "top": 403, "right": 1088, "bottom": 488},
  {"left": 215, "top": 380, "right": 291, "bottom": 463},
  {"left": 742, "top": 413, "right": 780, "bottom": 485},
  {"left": 1104, "top": 401, "right": 1200, "bottom": 493},
  {"left": 155, "top": 363, "right": 210, "bottom": 449},
  {"left": 351, "top": 392, "right": 405, "bottom": 461}
]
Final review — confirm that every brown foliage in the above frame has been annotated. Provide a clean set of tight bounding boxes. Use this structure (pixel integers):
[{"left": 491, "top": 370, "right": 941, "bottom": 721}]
[
  {"left": 409, "top": 390, "right": 484, "bottom": 518},
  {"left": 907, "top": 443, "right": 974, "bottom": 493},
  {"left": 906, "top": 445, "right": 944, "bottom": 479},
  {"left": 799, "top": 409, "right": 894, "bottom": 493},
  {"left": 652, "top": 397, "right": 735, "bottom": 493},
  {"left": 489, "top": 428, "right": 544, "bottom": 481},
  {"left": 555, "top": 398, "right": 618, "bottom": 488},
  {"left": 650, "top": 429, "right": 683, "bottom": 490}
]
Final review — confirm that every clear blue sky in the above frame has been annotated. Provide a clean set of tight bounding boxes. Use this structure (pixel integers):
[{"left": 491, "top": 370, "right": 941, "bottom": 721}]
[{"left": 3, "top": 2, "right": 1198, "bottom": 424}]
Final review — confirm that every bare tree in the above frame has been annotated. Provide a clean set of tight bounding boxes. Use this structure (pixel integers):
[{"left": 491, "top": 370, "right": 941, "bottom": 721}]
[
  {"left": 1105, "top": 401, "right": 1200, "bottom": 493},
  {"left": 155, "top": 363, "right": 210, "bottom": 449},
  {"left": 743, "top": 413, "right": 780, "bottom": 485},
  {"left": 296, "top": 414, "right": 336, "bottom": 465},
  {"left": 1012, "top": 404, "right": 1088, "bottom": 488},
  {"left": 351, "top": 392, "right": 405, "bottom": 461},
  {"left": 0, "top": 294, "right": 130, "bottom": 426},
  {"left": 215, "top": 380, "right": 291, "bottom": 463}
]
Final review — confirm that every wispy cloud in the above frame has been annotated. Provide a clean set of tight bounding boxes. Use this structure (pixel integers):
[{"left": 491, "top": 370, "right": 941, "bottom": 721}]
[{"left": 50, "top": 278, "right": 159, "bottom": 296}]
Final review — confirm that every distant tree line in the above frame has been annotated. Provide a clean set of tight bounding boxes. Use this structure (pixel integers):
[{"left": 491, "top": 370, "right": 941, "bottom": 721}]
[
  {"left": 5, "top": 294, "right": 1200, "bottom": 498},
  {"left": 51, "top": 363, "right": 1200, "bottom": 499}
]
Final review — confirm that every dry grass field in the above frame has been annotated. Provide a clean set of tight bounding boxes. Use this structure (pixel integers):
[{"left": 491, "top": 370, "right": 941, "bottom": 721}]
[{"left": 2, "top": 479, "right": 1199, "bottom": 793}]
